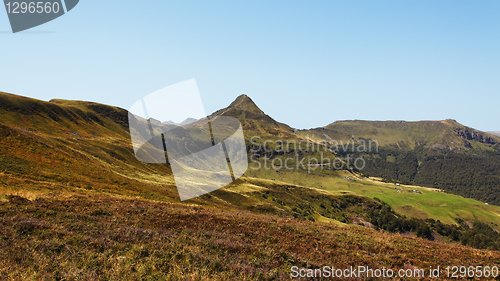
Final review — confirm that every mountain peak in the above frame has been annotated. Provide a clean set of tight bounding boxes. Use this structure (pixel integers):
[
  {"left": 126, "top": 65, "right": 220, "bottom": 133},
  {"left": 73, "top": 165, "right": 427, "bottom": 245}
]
[
  {"left": 210, "top": 94, "right": 294, "bottom": 137},
  {"left": 211, "top": 94, "right": 264, "bottom": 118},
  {"left": 232, "top": 94, "right": 250, "bottom": 102},
  {"left": 227, "top": 94, "right": 260, "bottom": 112}
]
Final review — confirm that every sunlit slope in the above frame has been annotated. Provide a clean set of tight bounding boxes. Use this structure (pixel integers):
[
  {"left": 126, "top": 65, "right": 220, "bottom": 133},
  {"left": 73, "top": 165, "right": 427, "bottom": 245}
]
[
  {"left": 304, "top": 119, "right": 500, "bottom": 149},
  {"left": 246, "top": 168, "right": 500, "bottom": 226},
  {"left": 216, "top": 96, "right": 500, "bottom": 207},
  {"left": 0, "top": 92, "right": 387, "bottom": 224},
  {"left": 2, "top": 193, "right": 500, "bottom": 280},
  {"left": 0, "top": 91, "right": 179, "bottom": 199},
  {"left": 2, "top": 91, "right": 500, "bottom": 229},
  {"left": 300, "top": 119, "right": 500, "bottom": 205}
]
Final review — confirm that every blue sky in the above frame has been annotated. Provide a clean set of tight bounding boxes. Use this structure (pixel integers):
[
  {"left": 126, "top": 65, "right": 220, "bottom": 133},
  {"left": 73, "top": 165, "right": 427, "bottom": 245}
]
[{"left": 1, "top": 0, "right": 499, "bottom": 131}]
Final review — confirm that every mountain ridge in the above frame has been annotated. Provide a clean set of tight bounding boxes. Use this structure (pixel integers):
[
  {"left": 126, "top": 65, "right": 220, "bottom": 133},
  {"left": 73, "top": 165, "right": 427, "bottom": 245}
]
[
  {"left": 3, "top": 90, "right": 492, "bottom": 139},
  {"left": 301, "top": 118, "right": 500, "bottom": 205},
  {"left": 307, "top": 118, "right": 500, "bottom": 150},
  {"left": 209, "top": 94, "right": 500, "bottom": 206},
  {"left": 3, "top": 90, "right": 500, "bottom": 256},
  {"left": 2, "top": 90, "right": 500, "bottom": 205}
]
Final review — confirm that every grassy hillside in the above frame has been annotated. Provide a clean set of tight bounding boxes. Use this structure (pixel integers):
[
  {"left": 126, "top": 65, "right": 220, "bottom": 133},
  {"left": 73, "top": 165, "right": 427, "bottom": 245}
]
[
  {"left": 0, "top": 92, "right": 408, "bottom": 231},
  {"left": 2, "top": 91, "right": 500, "bottom": 279},
  {"left": 0, "top": 91, "right": 182, "bottom": 200},
  {"left": 306, "top": 119, "right": 500, "bottom": 149},
  {"left": 2, "top": 91, "right": 500, "bottom": 231},
  {"left": 1, "top": 193, "right": 500, "bottom": 280},
  {"left": 0, "top": 91, "right": 366, "bottom": 221},
  {"left": 300, "top": 119, "right": 500, "bottom": 205},
  {"left": 247, "top": 168, "right": 500, "bottom": 227}
]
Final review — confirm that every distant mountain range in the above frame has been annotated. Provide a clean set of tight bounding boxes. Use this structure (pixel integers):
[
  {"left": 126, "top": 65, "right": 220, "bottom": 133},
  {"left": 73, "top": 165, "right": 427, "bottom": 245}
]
[
  {"left": 1, "top": 91, "right": 500, "bottom": 206},
  {"left": 162, "top": 117, "right": 198, "bottom": 126},
  {"left": 489, "top": 131, "right": 500, "bottom": 137},
  {"left": 210, "top": 94, "right": 500, "bottom": 205},
  {"left": 300, "top": 119, "right": 500, "bottom": 205}
]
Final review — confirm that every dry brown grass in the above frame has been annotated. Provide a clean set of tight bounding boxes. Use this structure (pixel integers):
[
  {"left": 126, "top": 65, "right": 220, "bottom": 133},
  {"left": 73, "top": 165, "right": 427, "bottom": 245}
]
[{"left": 0, "top": 193, "right": 499, "bottom": 280}]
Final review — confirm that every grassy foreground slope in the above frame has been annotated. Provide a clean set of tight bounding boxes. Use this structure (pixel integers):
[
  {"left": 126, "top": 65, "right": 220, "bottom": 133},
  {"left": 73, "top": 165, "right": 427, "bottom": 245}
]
[{"left": 1, "top": 193, "right": 500, "bottom": 280}]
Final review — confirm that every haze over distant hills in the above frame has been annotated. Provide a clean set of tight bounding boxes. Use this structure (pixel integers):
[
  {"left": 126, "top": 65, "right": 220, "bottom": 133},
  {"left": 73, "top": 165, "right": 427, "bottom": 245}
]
[{"left": 162, "top": 117, "right": 198, "bottom": 126}]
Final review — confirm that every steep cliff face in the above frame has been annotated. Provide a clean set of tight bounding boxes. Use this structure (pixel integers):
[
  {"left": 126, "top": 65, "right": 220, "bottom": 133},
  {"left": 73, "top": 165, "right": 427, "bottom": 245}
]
[{"left": 455, "top": 128, "right": 499, "bottom": 145}]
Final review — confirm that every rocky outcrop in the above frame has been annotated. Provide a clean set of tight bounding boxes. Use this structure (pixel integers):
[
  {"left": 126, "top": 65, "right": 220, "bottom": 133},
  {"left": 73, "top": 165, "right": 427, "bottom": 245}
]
[
  {"left": 455, "top": 128, "right": 498, "bottom": 145},
  {"left": 463, "top": 140, "right": 472, "bottom": 148}
]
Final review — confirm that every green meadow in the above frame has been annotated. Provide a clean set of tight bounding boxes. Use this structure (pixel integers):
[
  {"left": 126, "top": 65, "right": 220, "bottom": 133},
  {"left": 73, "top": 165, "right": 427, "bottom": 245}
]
[{"left": 247, "top": 168, "right": 500, "bottom": 227}]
